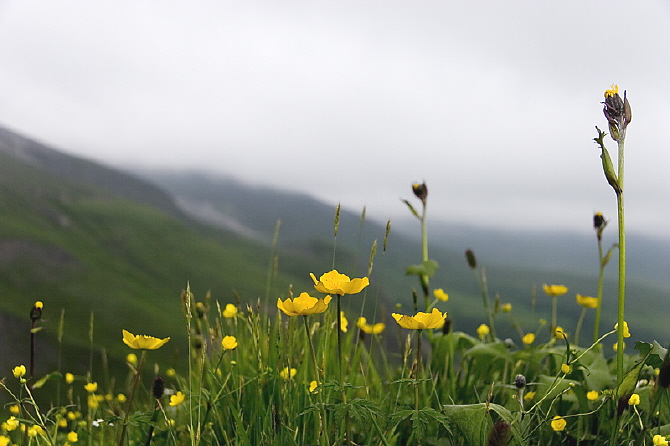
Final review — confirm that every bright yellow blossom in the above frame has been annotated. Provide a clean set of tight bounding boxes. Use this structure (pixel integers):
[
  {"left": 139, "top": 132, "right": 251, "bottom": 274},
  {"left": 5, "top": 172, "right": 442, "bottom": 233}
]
[
  {"left": 126, "top": 353, "right": 138, "bottom": 365},
  {"left": 523, "top": 391, "right": 535, "bottom": 401},
  {"left": 8, "top": 405, "right": 19, "bottom": 415},
  {"left": 551, "top": 416, "right": 566, "bottom": 431},
  {"left": 310, "top": 270, "right": 369, "bottom": 296},
  {"left": 561, "top": 363, "right": 572, "bottom": 374},
  {"left": 392, "top": 308, "right": 447, "bottom": 330},
  {"left": 614, "top": 321, "right": 631, "bottom": 338},
  {"left": 0, "top": 435, "right": 10, "bottom": 446},
  {"left": 277, "top": 292, "right": 332, "bottom": 316},
  {"left": 222, "top": 335, "right": 238, "bottom": 350},
  {"left": 476, "top": 324, "right": 490, "bottom": 339},
  {"left": 222, "top": 303, "right": 238, "bottom": 318},
  {"left": 555, "top": 327, "right": 568, "bottom": 339},
  {"left": 280, "top": 367, "right": 297, "bottom": 380},
  {"left": 501, "top": 303, "right": 512, "bottom": 313},
  {"left": 356, "top": 317, "right": 385, "bottom": 334},
  {"left": 67, "top": 431, "right": 78, "bottom": 442},
  {"left": 653, "top": 434, "right": 669, "bottom": 446},
  {"left": 170, "top": 391, "right": 185, "bottom": 407},
  {"left": 587, "top": 390, "right": 599, "bottom": 401},
  {"left": 3, "top": 417, "right": 19, "bottom": 431},
  {"left": 117, "top": 394, "right": 127, "bottom": 403},
  {"left": 433, "top": 288, "right": 449, "bottom": 302},
  {"left": 628, "top": 393, "right": 640, "bottom": 406},
  {"left": 309, "top": 380, "right": 319, "bottom": 394},
  {"left": 65, "top": 373, "right": 75, "bottom": 384},
  {"left": 27, "top": 425, "right": 44, "bottom": 437},
  {"left": 12, "top": 365, "right": 26, "bottom": 379},
  {"left": 84, "top": 382, "right": 97, "bottom": 393},
  {"left": 122, "top": 330, "right": 170, "bottom": 350},
  {"left": 522, "top": 333, "right": 535, "bottom": 345},
  {"left": 543, "top": 284, "right": 568, "bottom": 297},
  {"left": 340, "top": 312, "right": 349, "bottom": 333},
  {"left": 576, "top": 294, "right": 598, "bottom": 308}
]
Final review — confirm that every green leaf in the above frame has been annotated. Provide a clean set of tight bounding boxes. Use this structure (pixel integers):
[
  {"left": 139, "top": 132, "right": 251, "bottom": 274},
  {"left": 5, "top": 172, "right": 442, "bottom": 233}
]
[
  {"left": 616, "top": 347, "right": 652, "bottom": 400},
  {"left": 405, "top": 259, "right": 439, "bottom": 278},
  {"left": 31, "top": 371, "right": 62, "bottom": 389},
  {"left": 635, "top": 341, "right": 666, "bottom": 369},
  {"left": 402, "top": 199, "right": 420, "bottom": 219},
  {"left": 443, "top": 403, "right": 523, "bottom": 446}
]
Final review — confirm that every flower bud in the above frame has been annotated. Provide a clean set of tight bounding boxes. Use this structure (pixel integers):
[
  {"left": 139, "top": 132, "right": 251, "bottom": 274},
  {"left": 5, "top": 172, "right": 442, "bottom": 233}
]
[
  {"left": 412, "top": 182, "right": 428, "bottom": 202},
  {"left": 465, "top": 249, "right": 477, "bottom": 269},
  {"left": 515, "top": 374, "right": 527, "bottom": 389},
  {"left": 152, "top": 377, "right": 165, "bottom": 399},
  {"left": 487, "top": 420, "right": 511, "bottom": 446},
  {"left": 602, "top": 85, "right": 631, "bottom": 141},
  {"left": 30, "top": 301, "right": 43, "bottom": 322}
]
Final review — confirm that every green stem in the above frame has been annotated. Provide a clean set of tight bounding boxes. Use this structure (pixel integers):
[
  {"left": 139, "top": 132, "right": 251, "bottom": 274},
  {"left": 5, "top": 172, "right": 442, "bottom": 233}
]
[
  {"left": 551, "top": 295, "right": 557, "bottom": 338},
  {"left": 616, "top": 130, "right": 626, "bottom": 386},
  {"left": 303, "top": 316, "right": 329, "bottom": 446},
  {"left": 118, "top": 350, "right": 147, "bottom": 446},
  {"left": 574, "top": 307, "right": 587, "bottom": 347}
]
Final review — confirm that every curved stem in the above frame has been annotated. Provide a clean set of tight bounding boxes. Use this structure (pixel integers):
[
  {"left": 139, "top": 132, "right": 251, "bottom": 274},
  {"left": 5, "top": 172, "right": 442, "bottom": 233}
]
[{"left": 118, "top": 350, "right": 146, "bottom": 446}]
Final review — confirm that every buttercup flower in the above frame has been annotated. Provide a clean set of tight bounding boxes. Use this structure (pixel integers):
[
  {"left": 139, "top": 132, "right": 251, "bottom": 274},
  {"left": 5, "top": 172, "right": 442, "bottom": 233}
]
[
  {"left": 392, "top": 308, "right": 447, "bottom": 330},
  {"left": 561, "top": 364, "right": 572, "bottom": 374},
  {"left": 27, "top": 425, "right": 44, "bottom": 437},
  {"left": 277, "top": 292, "right": 332, "bottom": 316},
  {"left": 8, "top": 405, "right": 19, "bottom": 416},
  {"left": 628, "top": 393, "right": 640, "bottom": 406},
  {"left": 554, "top": 327, "right": 568, "bottom": 339},
  {"left": 653, "top": 434, "right": 669, "bottom": 446},
  {"left": 356, "top": 317, "right": 386, "bottom": 334},
  {"left": 2, "top": 417, "right": 19, "bottom": 431},
  {"left": 551, "top": 416, "right": 566, "bottom": 432},
  {"left": 523, "top": 391, "right": 535, "bottom": 401},
  {"left": 126, "top": 353, "right": 138, "bottom": 365},
  {"left": 0, "top": 435, "right": 10, "bottom": 446},
  {"left": 84, "top": 382, "right": 97, "bottom": 393},
  {"left": 279, "top": 367, "right": 297, "bottom": 380},
  {"left": 522, "top": 333, "right": 535, "bottom": 345},
  {"left": 170, "top": 391, "right": 185, "bottom": 407},
  {"left": 310, "top": 270, "right": 369, "bottom": 296},
  {"left": 433, "top": 288, "right": 449, "bottom": 302},
  {"left": 12, "top": 365, "right": 26, "bottom": 379},
  {"left": 67, "top": 431, "right": 78, "bottom": 443},
  {"left": 476, "top": 324, "right": 490, "bottom": 339},
  {"left": 614, "top": 321, "right": 631, "bottom": 338},
  {"left": 309, "top": 380, "right": 319, "bottom": 394},
  {"left": 576, "top": 294, "right": 598, "bottom": 309},
  {"left": 587, "top": 390, "right": 599, "bottom": 401},
  {"left": 122, "top": 330, "right": 170, "bottom": 350},
  {"left": 65, "top": 372, "right": 75, "bottom": 384},
  {"left": 500, "top": 303, "right": 512, "bottom": 313},
  {"left": 543, "top": 284, "right": 568, "bottom": 297},
  {"left": 222, "top": 304, "right": 238, "bottom": 318},
  {"left": 222, "top": 335, "right": 238, "bottom": 350},
  {"left": 340, "top": 312, "right": 349, "bottom": 333}
]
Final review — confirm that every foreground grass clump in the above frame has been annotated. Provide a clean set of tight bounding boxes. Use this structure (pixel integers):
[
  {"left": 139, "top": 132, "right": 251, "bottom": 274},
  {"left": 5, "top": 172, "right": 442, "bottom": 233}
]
[{"left": 3, "top": 86, "right": 670, "bottom": 445}]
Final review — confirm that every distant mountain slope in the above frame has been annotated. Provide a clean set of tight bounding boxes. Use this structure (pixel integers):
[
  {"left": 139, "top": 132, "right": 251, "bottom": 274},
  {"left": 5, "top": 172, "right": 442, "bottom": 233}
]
[{"left": 0, "top": 126, "right": 182, "bottom": 217}]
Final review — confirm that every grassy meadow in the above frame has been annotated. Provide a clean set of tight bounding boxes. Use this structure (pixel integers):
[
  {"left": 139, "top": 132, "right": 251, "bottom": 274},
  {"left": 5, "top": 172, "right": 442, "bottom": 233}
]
[{"left": 2, "top": 86, "right": 670, "bottom": 446}]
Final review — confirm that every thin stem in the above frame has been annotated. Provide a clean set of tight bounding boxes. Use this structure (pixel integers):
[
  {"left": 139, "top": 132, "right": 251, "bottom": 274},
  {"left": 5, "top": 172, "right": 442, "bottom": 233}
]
[
  {"left": 118, "top": 350, "right": 147, "bottom": 446},
  {"left": 303, "top": 316, "right": 330, "bottom": 446},
  {"left": 593, "top": 236, "right": 606, "bottom": 344},
  {"left": 551, "top": 295, "right": 558, "bottom": 338},
  {"left": 616, "top": 129, "right": 626, "bottom": 386},
  {"left": 574, "top": 307, "right": 587, "bottom": 347}
]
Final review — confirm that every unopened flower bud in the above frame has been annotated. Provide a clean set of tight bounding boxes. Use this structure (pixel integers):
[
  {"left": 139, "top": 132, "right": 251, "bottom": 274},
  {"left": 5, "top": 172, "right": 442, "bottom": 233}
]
[
  {"left": 31, "top": 301, "right": 43, "bottom": 322},
  {"left": 412, "top": 182, "right": 428, "bottom": 202},
  {"left": 152, "top": 377, "right": 165, "bottom": 399},
  {"left": 465, "top": 249, "right": 477, "bottom": 269},
  {"left": 602, "top": 85, "right": 631, "bottom": 141},
  {"left": 441, "top": 317, "right": 452, "bottom": 335},
  {"left": 515, "top": 374, "right": 527, "bottom": 389}
]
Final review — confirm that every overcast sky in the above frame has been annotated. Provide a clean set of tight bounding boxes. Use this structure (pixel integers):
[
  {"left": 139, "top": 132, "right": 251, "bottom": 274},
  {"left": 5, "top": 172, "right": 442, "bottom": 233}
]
[{"left": 0, "top": 1, "right": 668, "bottom": 238}]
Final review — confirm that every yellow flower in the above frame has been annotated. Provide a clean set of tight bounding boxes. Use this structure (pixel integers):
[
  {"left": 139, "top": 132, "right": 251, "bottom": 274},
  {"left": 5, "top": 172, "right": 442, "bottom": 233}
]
[
  {"left": 126, "top": 353, "right": 138, "bottom": 365},
  {"left": 587, "top": 390, "right": 599, "bottom": 401},
  {"left": 67, "top": 431, "right": 78, "bottom": 442},
  {"left": 476, "top": 324, "right": 490, "bottom": 339},
  {"left": 309, "top": 380, "right": 319, "bottom": 394},
  {"left": 554, "top": 327, "right": 568, "bottom": 339},
  {"left": 576, "top": 294, "right": 599, "bottom": 309},
  {"left": 310, "top": 270, "right": 369, "bottom": 296},
  {"left": 122, "top": 330, "right": 170, "bottom": 350},
  {"left": 392, "top": 308, "right": 447, "bottom": 330},
  {"left": 65, "top": 372, "right": 75, "bottom": 384},
  {"left": 628, "top": 393, "right": 640, "bottom": 406},
  {"left": 170, "top": 391, "right": 185, "bottom": 407},
  {"left": 522, "top": 333, "right": 535, "bottom": 345},
  {"left": 614, "top": 321, "right": 631, "bottom": 338},
  {"left": 222, "top": 303, "right": 238, "bottom": 318},
  {"left": 356, "top": 317, "right": 386, "bottom": 335},
  {"left": 0, "top": 435, "right": 10, "bottom": 446},
  {"left": 551, "top": 416, "right": 566, "bottom": 432},
  {"left": 277, "top": 292, "right": 332, "bottom": 316},
  {"left": 340, "top": 312, "right": 348, "bottom": 333},
  {"left": 3, "top": 416, "right": 19, "bottom": 431},
  {"left": 27, "top": 425, "right": 44, "bottom": 437},
  {"left": 501, "top": 303, "right": 512, "bottom": 313},
  {"left": 84, "top": 382, "right": 97, "bottom": 393},
  {"left": 117, "top": 393, "right": 127, "bottom": 403},
  {"left": 222, "top": 335, "right": 238, "bottom": 350},
  {"left": 653, "top": 434, "right": 669, "bottom": 446},
  {"left": 34, "top": 301, "right": 43, "bottom": 309},
  {"left": 605, "top": 84, "right": 619, "bottom": 98},
  {"left": 561, "top": 363, "right": 572, "bottom": 374},
  {"left": 12, "top": 365, "right": 26, "bottom": 378},
  {"left": 166, "top": 368, "right": 176, "bottom": 377},
  {"left": 279, "top": 367, "right": 297, "bottom": 380},
  {"left": 433, "top": 288, "right": 449, "bottom": 302},
  {"left": 523, "top": 391, "right": 535, "bottom": 401},
  {"left": 9, "top": 405, "right": 19, "bottom": 415},
  {"left": 613, "top": 341, "right": 626, "bottom": 352},
  {"left": 543, "top": 284, "right": 568, "bottom": 297}
]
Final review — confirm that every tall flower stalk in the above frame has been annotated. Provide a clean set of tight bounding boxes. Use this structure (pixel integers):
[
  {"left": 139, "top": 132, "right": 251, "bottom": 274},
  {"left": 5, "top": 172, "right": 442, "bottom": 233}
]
[
  {"left": 592, "top": 212, "right": 614, "bottom": 344},
  {"left": 595, "top": 84, "right": 631, "bottom": 385}
]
